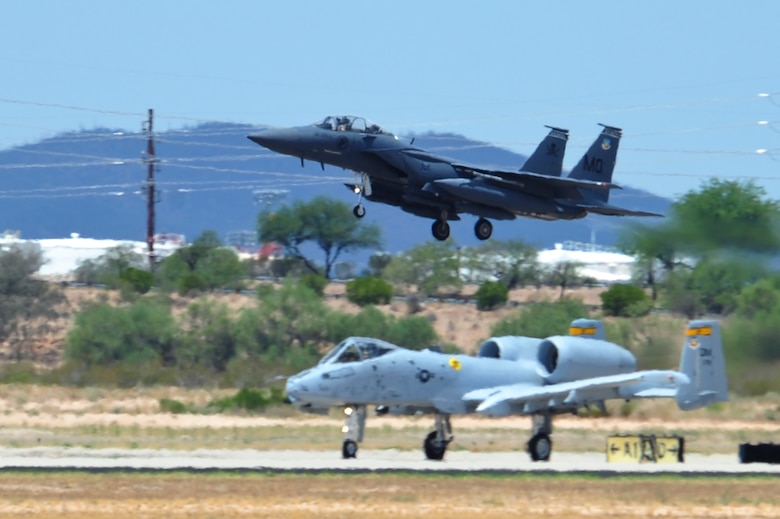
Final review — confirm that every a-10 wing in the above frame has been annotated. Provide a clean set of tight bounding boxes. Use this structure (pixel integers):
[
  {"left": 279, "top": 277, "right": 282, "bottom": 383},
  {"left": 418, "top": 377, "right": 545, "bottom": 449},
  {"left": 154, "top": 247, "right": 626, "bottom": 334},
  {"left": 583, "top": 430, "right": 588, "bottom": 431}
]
[{"left": 463, "top": 370, "right": 690, "bottom": 416}]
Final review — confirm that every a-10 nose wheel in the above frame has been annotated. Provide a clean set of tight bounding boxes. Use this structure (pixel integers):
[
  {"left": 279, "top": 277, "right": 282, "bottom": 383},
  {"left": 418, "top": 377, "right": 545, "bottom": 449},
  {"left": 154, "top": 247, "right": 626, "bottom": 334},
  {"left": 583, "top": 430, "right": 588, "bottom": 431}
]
[
  {"left": 353, "top": 204, "right": 366, "bottom": 218},
  {"left": 432, "top": 220, "right": 450, "bottom": 241},
  {"left": 475, "top": 218, "right": 492, "bottom": 240}
]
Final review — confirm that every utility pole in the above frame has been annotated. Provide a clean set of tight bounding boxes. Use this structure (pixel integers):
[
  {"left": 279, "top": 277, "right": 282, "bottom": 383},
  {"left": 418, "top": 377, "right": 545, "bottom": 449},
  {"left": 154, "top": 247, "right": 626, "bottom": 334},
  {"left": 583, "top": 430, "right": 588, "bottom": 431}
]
[{"left": 143, "top": 108, "right": 157, "bottom": 270}]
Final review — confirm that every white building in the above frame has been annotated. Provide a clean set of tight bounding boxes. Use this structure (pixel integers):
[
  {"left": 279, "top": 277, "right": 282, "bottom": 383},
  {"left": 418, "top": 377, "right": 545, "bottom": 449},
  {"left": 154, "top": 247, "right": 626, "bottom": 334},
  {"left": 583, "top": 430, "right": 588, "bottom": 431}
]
[
  {"left": 0, "top": 232, "right": 184, "bottom": 278},
  {"left": 537, "top": 242, "right": 635, "bottom": 283}
]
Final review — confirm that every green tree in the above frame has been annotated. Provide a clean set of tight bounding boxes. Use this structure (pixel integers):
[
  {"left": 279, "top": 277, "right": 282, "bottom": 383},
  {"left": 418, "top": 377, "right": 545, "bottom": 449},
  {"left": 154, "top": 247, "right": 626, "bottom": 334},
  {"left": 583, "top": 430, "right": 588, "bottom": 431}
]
[
  {"left": 157, "top": 231, "right": 247, "bottom": 293},
  {"left": 543, "top": 260, "right": 584, "bottom": 300},
  {"left": 673, "top": 179, "right": 780, "bottom": 254},
  {"left": 735, "top": 276, "right": 780, "bottom": 319},
  {"left": 74, "top": 244, "right": 146, "bottom": 288},
  {"left": 461, "top": 240, "right": 540, "bottom": 288},
  {"left": 0, "top": 243, "right": 67, "bottom": 361},
  {"left": 690, "top": 258, "right": 765, "bottom": 315},
  {"left": 620, "top": 179, "right": 780, "bottom": 315},
  {"left": 383, "top": 240, "right": 463, "bottom": 297},
  {"left": 257, "top": 196, "right": 382, "bottom": 279}
]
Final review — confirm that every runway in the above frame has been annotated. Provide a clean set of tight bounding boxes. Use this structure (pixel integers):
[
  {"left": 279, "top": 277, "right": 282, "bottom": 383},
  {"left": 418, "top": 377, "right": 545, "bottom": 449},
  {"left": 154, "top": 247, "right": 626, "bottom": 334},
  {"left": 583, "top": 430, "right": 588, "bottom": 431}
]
[{"left": 1, "top": 447, "right": 778, "bottom": 475}]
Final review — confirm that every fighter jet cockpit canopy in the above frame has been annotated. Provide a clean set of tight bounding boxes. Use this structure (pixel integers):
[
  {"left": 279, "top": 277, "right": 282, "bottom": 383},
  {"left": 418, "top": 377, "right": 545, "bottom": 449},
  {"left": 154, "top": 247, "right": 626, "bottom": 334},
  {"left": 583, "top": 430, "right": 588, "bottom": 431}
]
[
  {"left": 318, "top": 337, "right": 399, "bottom": 365},
  {"left": 314, "top": 116, "right": 396, "bottom": 138}
]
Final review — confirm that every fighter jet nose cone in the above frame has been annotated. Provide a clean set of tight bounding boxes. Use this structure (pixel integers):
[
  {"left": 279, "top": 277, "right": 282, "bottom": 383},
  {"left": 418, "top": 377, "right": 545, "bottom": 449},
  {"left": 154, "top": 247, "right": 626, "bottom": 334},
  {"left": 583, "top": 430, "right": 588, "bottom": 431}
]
[{"left": 247, "top": 128, "right": 299, "bottom": 153}]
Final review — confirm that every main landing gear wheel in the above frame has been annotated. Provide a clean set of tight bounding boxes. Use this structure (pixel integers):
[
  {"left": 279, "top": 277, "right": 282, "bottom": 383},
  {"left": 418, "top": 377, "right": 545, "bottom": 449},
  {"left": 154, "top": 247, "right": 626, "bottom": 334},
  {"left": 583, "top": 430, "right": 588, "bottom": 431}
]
[
  {"left": 528, "top": 432, "right": 552, "bottom": 462},
  {"left": 432, "top": 220, "right": 450, "bottom": 241},
  {"left": 353, "top": 204, "right": 365, "bottom": 218},
  {"left": 342, "top": 439, "right": 358, "bottom": 459},
  {"left": 475, "top": 218, "right": 493, "bottom": 240},
  {"left": 423, "top": 431, "right": 448, "bottom": 460}
]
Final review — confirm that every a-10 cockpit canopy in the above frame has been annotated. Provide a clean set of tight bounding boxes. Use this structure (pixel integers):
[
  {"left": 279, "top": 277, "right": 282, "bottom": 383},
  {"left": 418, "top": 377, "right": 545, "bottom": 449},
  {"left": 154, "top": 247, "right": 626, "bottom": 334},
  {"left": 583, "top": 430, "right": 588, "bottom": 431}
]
[
  {"left": 314, "top": 116, "right": 396, "bottom": 138},
  {"left": 318, "top": 337, "right": 399, "bottom": 365}
]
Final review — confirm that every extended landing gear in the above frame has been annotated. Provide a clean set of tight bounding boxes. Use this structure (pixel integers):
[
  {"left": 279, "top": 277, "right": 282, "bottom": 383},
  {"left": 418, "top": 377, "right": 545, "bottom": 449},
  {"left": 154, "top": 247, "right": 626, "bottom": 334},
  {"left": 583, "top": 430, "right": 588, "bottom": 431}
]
[
  {"left": 475, "top": 218, "right": 492, "bottom": 241},
  {"left": 342, "top": 404, "right": 366, "bottom": 459},
  {"left": 423, "top": 413, "right": 453, "bottom": 461},
  {"left": 351, "top": 173, "right": 371, "bottom": 219},
  {"left": 432, "top": 220, "right": 450, "bottom": 241},
  {"left": 528, "top": 413, "right": 553, "bottom": 462},
  {"left": 432, "top": 217, "right": 493, "bottom": 241}
]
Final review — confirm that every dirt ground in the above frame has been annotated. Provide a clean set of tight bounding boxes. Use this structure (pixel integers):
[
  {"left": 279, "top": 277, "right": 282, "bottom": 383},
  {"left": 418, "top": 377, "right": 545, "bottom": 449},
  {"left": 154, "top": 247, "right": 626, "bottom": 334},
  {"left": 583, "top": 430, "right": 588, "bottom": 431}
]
[{"left": 0, "top": 473, "right": 777, "bottom": 519}]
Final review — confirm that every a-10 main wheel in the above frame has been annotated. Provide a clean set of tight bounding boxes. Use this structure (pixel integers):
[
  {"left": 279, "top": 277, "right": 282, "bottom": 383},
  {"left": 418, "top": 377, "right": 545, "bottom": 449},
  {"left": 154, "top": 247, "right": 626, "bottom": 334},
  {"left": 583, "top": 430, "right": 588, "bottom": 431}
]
[
  {"left": 528, "top": 432, "right": 552, "bottom": 462},
  {"left": 342, "top": 439, "right": 358, "bottom": 459},
  {"left": 423, "top": 431, "right": 447, "bottom": 460}
]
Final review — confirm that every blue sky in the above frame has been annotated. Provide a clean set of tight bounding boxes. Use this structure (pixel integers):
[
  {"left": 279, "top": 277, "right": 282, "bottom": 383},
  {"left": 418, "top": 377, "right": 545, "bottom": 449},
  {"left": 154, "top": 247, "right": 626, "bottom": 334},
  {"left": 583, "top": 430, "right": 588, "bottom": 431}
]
[{"left": 2, "top": 1, "right": 779, "bottom": 200}]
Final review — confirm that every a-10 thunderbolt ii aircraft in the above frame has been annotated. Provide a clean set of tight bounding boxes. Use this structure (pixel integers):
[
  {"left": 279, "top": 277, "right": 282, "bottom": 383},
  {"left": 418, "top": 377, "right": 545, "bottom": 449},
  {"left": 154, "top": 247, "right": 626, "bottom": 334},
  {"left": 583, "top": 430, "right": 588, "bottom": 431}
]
[
  {"left": 247, "top": 117, "right": 661, "bottom": 241},
  {"left": 285, "top": 319, "right": 728, "bottom": 462}
]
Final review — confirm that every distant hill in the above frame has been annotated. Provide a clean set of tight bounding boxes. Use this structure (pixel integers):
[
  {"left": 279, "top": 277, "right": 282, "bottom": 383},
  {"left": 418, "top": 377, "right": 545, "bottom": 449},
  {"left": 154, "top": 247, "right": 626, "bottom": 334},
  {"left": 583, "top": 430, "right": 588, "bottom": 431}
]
[{"left": 0, "top": 122, "right": 671, "bottom": 265}]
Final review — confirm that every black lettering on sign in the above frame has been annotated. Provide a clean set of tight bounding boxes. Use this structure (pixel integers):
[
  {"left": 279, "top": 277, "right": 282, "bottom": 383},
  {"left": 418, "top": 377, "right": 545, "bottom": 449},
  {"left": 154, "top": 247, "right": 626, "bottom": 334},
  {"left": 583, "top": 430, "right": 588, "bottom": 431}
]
[{"left": 583, "top": 156, "right": 603, "bottom": 174}]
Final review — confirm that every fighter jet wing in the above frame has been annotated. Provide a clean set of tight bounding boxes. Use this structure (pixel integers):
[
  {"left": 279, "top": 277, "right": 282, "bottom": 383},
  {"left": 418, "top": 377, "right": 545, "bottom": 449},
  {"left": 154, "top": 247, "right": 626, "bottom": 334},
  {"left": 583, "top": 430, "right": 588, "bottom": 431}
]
[
  {"left": 575, "top": 202, "right": 664, "bottom": 218},
  {"left": 463, "top": 372, "right": 646, "bottom": 416},
  {"left": 464, "top": 370, "right": 689, "bottom": 416},
  {"left": 450, "top": 162, "right": 619, "bottom": 190},
  {"left": 394, "top": 149, "right": 619, "bottom": 190}
]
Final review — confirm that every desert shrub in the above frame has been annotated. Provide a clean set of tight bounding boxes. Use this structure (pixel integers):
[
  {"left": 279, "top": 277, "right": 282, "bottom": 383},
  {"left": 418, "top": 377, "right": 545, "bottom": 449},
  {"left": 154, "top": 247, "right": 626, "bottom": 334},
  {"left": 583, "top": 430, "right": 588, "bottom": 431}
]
[
  {"left": 385, "top": 315, "right": 438, "bottom": 349},
  {"left": 159, "top": 398, "right": 189, "bottom": 414},
  {"left": 65, "top": 299, "right": 177, "bottom": 367},
  {"left": 177, "top": 271, "right": 208, "bottom": 295},
  {"left": 600, "top": 283, "right": 650, "bottom": 317},
  {"left": 474, "top": 281, "right": 508, "bottom": 311},
  {"left": 119, "top": 267, "right": 154, "bottom": 294},
  {"left": 490, "top": 299, "right": 589, "bottom": 337},
  {"left": 346, "top": 276, "right": 393, "bottom": 306},
  {"left": 299, "top": 273, "right": 327, "bottom": 296},
  {"left": 325, "top": 305, "right": 438, "bottom": 350},
  {"left": 207, "top": 387, "right": 285, "bottom": 413}
]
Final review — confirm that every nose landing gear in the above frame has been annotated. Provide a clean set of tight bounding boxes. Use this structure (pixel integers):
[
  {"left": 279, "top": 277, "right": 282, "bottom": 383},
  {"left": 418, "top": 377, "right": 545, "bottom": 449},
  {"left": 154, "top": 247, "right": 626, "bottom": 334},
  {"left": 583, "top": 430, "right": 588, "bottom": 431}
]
[{"left": 351, "top": 173, "right": 372, "bottom": 219}]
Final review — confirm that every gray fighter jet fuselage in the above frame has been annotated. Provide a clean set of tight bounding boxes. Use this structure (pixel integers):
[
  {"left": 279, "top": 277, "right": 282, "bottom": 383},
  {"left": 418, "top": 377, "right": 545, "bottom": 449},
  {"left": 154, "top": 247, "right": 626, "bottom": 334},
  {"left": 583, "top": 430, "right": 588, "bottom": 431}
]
[{"left": 248, "top": 116, "right": 661, "bottom": 241}]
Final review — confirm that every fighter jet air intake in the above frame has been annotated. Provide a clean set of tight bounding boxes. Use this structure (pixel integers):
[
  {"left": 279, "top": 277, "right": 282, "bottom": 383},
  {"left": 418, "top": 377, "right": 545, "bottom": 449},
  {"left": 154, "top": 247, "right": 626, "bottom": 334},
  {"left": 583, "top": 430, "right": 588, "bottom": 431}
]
[
  {"left": 248, "top": 117, "right": 662, "bottom": 241},
  {"left": 285, "top": 319, "right": 728, "bottom": 462}
]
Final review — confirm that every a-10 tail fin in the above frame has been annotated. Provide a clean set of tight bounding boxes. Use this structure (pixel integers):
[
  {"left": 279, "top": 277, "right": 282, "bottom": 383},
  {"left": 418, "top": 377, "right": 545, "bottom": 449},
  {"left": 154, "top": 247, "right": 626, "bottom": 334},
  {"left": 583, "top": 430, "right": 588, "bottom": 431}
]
[
  {"left": 568, "top": 318, "right": 606, "bottom": 340},
  {"left": 675, "top": 320, "right": 729, "bottom": 410},
  {"left": 519, "top": 125, "right": 569, "bottom": 177}
]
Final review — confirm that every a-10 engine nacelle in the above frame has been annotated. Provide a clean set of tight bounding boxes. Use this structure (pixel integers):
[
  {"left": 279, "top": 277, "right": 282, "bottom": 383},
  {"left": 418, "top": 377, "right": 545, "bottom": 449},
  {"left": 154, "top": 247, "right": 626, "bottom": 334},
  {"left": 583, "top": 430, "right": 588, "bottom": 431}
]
[{"left": 478, "top": 335, "right": 637, "bottom": 384}]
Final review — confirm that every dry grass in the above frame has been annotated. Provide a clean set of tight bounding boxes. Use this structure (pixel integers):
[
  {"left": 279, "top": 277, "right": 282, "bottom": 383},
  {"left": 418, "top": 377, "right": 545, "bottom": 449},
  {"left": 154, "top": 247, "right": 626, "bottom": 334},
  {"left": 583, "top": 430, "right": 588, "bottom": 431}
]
[
  {"left": 0, "top": 385, "right": 777, "bottom": 453},
  {"left": 0, "top": 472, "right": 777, "bottom": 518}
]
